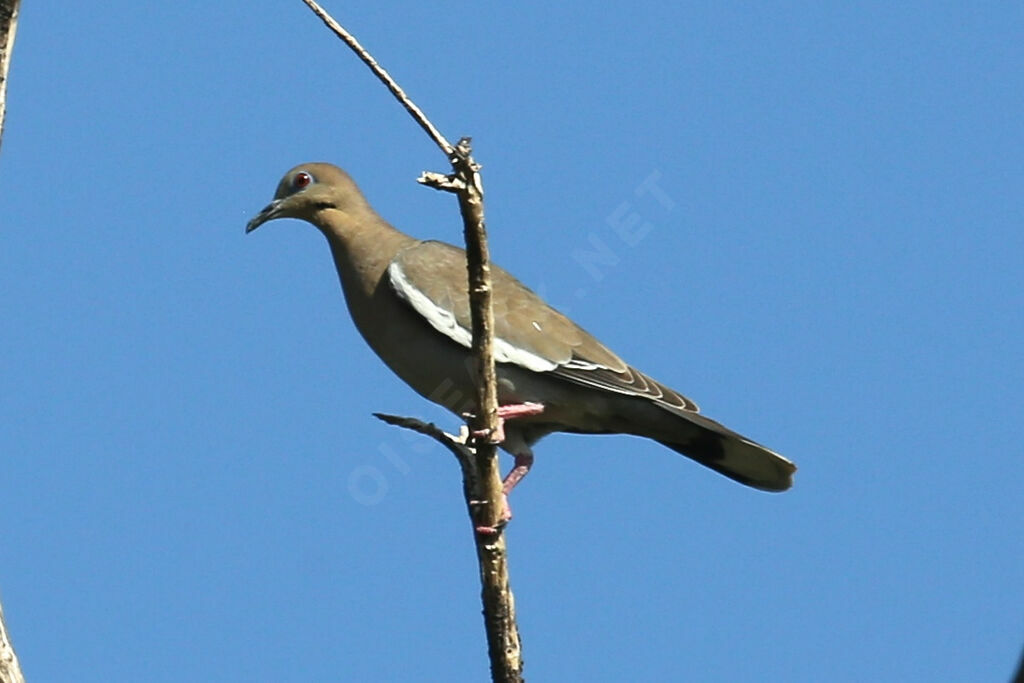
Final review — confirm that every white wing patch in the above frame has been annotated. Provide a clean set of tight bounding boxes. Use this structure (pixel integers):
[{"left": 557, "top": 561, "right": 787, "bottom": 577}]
[{"left": 388, "top": 261, "right": 558, "bottom": 373}]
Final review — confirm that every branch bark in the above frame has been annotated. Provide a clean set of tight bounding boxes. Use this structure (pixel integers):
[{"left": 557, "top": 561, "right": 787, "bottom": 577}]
[
  {"left": 0, "top": 0, "right": 21, "bottom": 155},
  {"left": 299, "top": 2, "right": 522, "bottom": 680},
  {"left": 0, "top": 5, "right": 25, "bottom": 679}
]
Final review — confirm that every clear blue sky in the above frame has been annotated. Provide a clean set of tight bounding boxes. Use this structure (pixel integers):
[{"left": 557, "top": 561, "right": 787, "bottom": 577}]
[{"left": 2, "top": 2, "right": 1022, "bottom": 681}]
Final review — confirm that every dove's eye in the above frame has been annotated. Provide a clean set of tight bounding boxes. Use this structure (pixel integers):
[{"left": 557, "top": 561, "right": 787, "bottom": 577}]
[{"left": 292, "top": 171, "right": 313, "bottom": 191}]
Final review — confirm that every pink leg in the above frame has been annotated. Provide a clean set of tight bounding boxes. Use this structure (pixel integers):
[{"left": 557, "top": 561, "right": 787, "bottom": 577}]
[
  {"left": 475, "top": 448, "right": 535, "bottom": 536},
  {"left": 502, "top": 450, "right": 534, "bottom": 496}
]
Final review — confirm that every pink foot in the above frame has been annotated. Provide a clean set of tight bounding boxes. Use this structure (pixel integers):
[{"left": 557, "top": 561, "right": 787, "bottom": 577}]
[
  {"left": 497, "top": 402, "right": 546, "bottom": 420},
  {"left": 467, "top": 402, "right": 545, "bottom": 444},
  {"left": 475, "top": 494, "right": 512, "bottom": 535}
]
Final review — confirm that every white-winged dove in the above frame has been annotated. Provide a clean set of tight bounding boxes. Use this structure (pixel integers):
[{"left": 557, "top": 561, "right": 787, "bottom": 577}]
[{"left": 247, "top": 163, "right": 796, "bottom": 521}]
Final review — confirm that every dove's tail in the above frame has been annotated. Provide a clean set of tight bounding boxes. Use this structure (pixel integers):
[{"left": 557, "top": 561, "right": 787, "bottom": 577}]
[{"left": 652, "top": 409, "right": 796, "bottom": 492}]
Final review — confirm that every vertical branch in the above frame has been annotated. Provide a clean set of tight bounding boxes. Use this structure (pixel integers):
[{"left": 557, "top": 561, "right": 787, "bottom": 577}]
[
  {"left": 0, "top": 0, "right": 21, "bottom": 155},
  {"left": 0, "top": 7, "right": 25, "bottom": 681},
  {"left": 297, "top": 2, "right": 523, "bottom": 680},
  {"left": 449, "top": 142, "right": 524, "bottom": 682},
  {"left": 373, "top": 413, "right": 522, "bottom": 682},
  {"left": 449, "top": 140, "right": 502, "bottom": 518}
]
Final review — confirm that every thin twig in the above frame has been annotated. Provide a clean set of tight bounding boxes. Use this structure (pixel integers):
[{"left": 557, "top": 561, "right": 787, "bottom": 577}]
[
  {"left": 373, "top": 413, "right": 472, "bottom": 456},
  {"left": 300, "top": 3, "right": 522, "bottom": 680},
  {"left": 298, "top": 0, "right": 454, "bottom": 158},
  {"left": 0, "top": 0, "right": 21, "bottom": 156}
]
